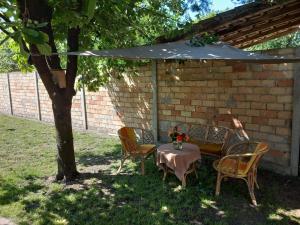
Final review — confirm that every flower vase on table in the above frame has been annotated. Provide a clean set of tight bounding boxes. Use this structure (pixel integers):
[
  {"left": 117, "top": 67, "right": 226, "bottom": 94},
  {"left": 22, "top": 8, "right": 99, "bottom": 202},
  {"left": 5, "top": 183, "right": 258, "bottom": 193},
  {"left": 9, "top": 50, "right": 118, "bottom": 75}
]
[
  {"left": 169, "top": 126, "right": 179, "bottom": 148},
  {"left": 168, "top": 125, "right": 189, "bottom": 151},
  {"left": 172, "top": 140, "right": 177, "bottom": 148},
  {"left": 177, "top": 141, "right": 183, "bottom": 150},
  {"left": 176, "top": 135, "right": 183, "bottom": 150}
]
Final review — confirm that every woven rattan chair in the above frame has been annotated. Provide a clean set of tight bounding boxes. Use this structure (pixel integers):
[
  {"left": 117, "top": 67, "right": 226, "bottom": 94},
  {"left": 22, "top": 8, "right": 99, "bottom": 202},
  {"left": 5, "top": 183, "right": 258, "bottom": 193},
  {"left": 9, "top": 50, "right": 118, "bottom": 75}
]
[
  {"left": 117, "top": 127, "right": 156, "bottom": 175},
  {"left": 213, "top": 142, "right": 269, "bottom": 206},
  {"left": 188, "top": 125, "right": 231, "bottom": 157}
]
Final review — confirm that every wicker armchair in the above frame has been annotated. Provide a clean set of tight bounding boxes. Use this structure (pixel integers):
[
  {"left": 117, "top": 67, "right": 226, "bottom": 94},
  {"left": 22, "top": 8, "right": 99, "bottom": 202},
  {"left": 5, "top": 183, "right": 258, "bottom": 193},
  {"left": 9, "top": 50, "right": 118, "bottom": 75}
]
[
  {"left": 117, "top": 127, "right": 156, "bottom": 175},
  {"left": 213, "top": 142, "right": 269, "bottom": 205}
]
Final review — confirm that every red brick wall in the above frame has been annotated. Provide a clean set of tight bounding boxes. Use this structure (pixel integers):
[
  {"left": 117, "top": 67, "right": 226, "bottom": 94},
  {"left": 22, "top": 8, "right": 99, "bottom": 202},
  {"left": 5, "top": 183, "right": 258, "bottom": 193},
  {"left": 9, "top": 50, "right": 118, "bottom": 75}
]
[
  {"left": 0, "top": 47, "right": 298, "bottom": 174},
  {"left": 0, "top": 74, "right": 10, "bottom": 114},
  {"left": 38, "top": 77, "right": 54, "bottom": 123},
  {"left": 9, "top": 72, "right": 37, "bottom": 119},
  {"left": 157, "top": 59, "right": 294, "bottom": 173},
  {"left": 85, "top": 66, "right": 152, "bottom": 134}
]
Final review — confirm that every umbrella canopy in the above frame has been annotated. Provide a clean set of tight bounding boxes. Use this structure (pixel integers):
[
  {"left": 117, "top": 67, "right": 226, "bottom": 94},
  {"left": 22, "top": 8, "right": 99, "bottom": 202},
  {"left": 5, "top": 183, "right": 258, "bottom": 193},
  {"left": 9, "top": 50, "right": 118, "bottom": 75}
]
[{"left": 66, "top": 41, "right": 300, "bottom": 63}]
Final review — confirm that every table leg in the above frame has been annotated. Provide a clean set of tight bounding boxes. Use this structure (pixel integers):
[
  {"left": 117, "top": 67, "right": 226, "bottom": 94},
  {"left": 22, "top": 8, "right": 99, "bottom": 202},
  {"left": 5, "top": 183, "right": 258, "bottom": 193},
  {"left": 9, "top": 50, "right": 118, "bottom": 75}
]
[
  {"left": 193, "top": 163, "right": 198, "bottom": 178},
  {"left": 182, "top": 175, "right": 186, "bottom": 188}
]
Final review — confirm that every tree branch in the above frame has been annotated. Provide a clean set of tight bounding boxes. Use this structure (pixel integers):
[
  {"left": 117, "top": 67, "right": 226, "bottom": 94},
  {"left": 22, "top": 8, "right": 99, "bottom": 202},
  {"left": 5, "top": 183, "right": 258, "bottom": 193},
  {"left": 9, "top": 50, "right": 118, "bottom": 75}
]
[
  {"left": 0, "top": 13, "right": 30, "bottom": 53},
  {"left": 0, "top": 25, "right": 13, "bottom": 37},
  {"left": 0, "top": 13, "right": 18, "bottom": 32},
  {"left": 0, "top": 35, "right": 10, "bottom": 46},
  {"left": 66, "top": 27, "right": 80, "bottom": 97},
  {"left": 16, "top": 0, "right": 61, "bottom": 69},
  {"left": 16, "top": 0, "right": 58, "bottom": 97}
]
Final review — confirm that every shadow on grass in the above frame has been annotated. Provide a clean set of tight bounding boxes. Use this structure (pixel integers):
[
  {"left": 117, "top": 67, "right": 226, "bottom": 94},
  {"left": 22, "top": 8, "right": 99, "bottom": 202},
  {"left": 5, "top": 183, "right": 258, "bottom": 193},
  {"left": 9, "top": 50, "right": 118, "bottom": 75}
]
[
  {"left": 0, "top": 175, "right": 43, "bottom": 205},
  {"left": 16, "top": 157, "right": 300, "bottom": 225},
  {"left": 77, "top": 144, "right": 121, "bottom": 167}
]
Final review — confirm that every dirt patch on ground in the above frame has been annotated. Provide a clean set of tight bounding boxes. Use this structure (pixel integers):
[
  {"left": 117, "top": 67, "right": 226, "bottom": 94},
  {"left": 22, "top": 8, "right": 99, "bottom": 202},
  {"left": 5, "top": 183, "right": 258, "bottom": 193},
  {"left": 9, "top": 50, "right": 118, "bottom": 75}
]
[{"left": 0, "top": 218, "right": 16, "bottom": 225}]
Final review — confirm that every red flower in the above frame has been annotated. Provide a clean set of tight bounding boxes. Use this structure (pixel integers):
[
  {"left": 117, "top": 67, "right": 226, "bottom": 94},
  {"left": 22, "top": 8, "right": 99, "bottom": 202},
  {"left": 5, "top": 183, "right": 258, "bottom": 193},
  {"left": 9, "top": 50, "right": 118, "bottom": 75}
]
[
  {"left": 185, "top": 135, "right": 190, "bottom": 142},
  {"left": 177, "top": 135, "right": 183, "bottom": 142}
]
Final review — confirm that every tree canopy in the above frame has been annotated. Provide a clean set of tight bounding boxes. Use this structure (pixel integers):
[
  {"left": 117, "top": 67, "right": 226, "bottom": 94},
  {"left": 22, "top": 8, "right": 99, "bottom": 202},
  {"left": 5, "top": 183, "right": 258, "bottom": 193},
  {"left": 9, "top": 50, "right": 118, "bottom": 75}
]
[{"left": 0, "top": 0, "right": 212, "bottom": 89}]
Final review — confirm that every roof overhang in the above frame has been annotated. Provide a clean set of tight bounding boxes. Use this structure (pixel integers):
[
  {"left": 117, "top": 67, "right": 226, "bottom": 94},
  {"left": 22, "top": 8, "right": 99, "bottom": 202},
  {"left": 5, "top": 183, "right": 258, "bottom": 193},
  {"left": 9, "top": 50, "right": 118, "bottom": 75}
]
[
  {"left": 65, "top": 41, "right": 300, "bottom": 63},
  {"left": 157, "top": 0, "right": 300, "bottom": 49}
]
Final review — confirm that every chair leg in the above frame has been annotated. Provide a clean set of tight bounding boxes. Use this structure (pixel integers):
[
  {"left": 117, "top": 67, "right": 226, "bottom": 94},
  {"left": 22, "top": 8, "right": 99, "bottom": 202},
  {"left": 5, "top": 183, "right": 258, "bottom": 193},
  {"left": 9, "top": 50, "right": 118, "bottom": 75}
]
[
  {"left": 215, "top": 172, "right": 222, "bottom": 196},
  {"left": 247, "top": 173, "right": 257, "bottom": 206},
  {"left": 152, "top": 151, "right": 156, "bottom": 164},
  {"left": 117, "top": 156, "right": 127, "bottom": 174},
  {"left": 162, "top": 167, "right": 167, "bottom": 181},
  {"left": 182, "top": 174, "right": 187, "bottom": 188},
  {"left": 254, "top": 178, "right": 259, "bottom": 190},
  {"left": 141, "top": 159, "right": 145, "bottom": 175},
  {"left": 254, "top": 168, "right": 259, "bottom": 189}
]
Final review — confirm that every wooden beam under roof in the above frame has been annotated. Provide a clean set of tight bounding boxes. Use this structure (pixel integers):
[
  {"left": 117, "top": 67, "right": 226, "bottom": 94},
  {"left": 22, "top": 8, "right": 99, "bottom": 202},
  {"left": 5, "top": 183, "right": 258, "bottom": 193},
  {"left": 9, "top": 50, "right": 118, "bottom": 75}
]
[
  {"left": 214, "top": 0, "right": 300, "bottom": 33},
  {"left": 229, "top": 19, "right": 300, "bottom": 47},
  {"left": 156, "top": 0, "right": 300, "bottom": 48},
  {"left": 237, "top": 27, "right": 300, "bottom": 49},
  {"left": 221, "top": 15, "right": 300, "bottom": 43},
  {"left": 216, "top": 5, "right": 300, "bottom": 38}
]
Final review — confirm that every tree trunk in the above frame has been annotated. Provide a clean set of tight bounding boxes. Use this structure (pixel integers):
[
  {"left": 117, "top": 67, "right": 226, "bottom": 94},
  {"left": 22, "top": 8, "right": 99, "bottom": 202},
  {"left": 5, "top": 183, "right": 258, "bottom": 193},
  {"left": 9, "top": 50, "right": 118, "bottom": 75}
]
[
  {"left": 17, "top": 0, "right": 80, "bottom": 182},
  {"left": 27, "top": 46, "right": 79, "bottom": 182},
  {"left": 52, "top": 94, "right": 79, "bottom": 181}
]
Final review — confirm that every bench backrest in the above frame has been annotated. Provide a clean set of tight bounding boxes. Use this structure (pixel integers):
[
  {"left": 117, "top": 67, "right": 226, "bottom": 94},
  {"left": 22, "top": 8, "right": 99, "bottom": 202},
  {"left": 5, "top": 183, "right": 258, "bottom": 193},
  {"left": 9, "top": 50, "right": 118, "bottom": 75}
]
[{"left": 188, "top": 124, "right": 230, "bottom": 145}]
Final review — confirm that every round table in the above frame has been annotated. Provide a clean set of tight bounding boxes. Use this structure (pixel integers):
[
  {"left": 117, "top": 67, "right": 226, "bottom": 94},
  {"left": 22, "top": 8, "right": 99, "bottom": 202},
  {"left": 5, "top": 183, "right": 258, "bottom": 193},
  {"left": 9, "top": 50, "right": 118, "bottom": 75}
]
[{"left": 156, "top": 143, "right": 201, "bottom": 187}]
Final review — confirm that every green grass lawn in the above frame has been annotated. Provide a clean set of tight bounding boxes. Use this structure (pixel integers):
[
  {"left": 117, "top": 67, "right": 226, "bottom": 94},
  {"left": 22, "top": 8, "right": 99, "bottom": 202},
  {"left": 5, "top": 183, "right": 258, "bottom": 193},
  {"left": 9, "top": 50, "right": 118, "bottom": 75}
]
[{"left": 0, "top": 114, "right": 300, "bottom": 225}]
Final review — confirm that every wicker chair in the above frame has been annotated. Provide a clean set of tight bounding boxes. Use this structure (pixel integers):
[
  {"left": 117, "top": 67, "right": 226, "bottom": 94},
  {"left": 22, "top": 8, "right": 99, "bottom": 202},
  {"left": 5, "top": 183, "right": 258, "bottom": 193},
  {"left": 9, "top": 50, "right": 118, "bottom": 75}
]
[
  {"left": 213, "top": 142, "right": 269, "bottom": 206},
  {"left": 117, "top": 127, "right": 156, "bottom": 175}
]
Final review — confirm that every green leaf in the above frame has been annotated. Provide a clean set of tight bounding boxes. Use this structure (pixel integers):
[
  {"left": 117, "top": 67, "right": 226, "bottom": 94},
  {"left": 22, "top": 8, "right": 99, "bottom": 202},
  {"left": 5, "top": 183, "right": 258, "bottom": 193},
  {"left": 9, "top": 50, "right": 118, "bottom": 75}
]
[
  {"left": 22, "top": 28, "right": 39, "bottom": 38},
  {"left": 14, "top": 32, "right": 29, "bottom": 57},
  {"left": 82, "top": 0, "right": 96, "bottom": 19},
  {"left": 189, "top": 33, "right": 219, "bottom": 47},
  {"left": 22, "top": 28, "right": 44, "bottom": 44},
  {"left": 40, "top": 32, "right": 49, "bottom": 43},
  {"left": 35, "top": 22, "right": 48, "bottom": 28},
  {"left": 36, "top": 43, "right": 52, "bottom": 56},
  {"left": 22, "top": 28, "right": 49, "bottom": 45}
]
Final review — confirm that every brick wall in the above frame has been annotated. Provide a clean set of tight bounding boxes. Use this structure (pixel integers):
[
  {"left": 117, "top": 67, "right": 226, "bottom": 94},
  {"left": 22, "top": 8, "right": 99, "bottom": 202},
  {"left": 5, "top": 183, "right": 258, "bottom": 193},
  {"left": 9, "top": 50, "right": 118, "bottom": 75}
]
[
  {"left": 0, "top": 47, "right": 298, "bottom": 175},
  {"left": 0, "top": 74, "right": 10, "bottom": 114},
  {"left": 157, "top": 55, "right": 295, "bottom": 174},
  {"left": 8, "top": 72, "right": 37, "bottom": 119},
  {"left": 85, "top": 66, "right": 152, "bottom": 134},
  {"left": 38, "top": 77, "right": 54, "bottom": 123}
]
